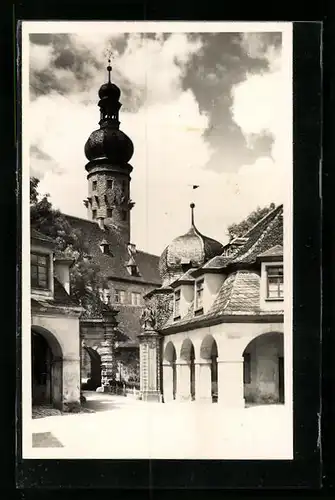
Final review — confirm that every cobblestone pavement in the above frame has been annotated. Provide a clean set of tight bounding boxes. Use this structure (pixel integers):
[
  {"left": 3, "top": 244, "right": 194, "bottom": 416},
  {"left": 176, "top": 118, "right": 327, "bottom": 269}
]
[
  {"left": 26, "top": 392, "right": 293, "bottom": 460},
  {"left": 32, "top": 404, "right": 95, "bottom": 419}
]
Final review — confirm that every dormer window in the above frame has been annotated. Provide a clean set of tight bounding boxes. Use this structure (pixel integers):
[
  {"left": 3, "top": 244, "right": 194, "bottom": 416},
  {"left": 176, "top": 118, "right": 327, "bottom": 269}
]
[
  {"left": 194, "top": 279, "right": 204, "bottom": 314},
  {"left": 266, "top": 265, "right": 284, "bottom": 300},
  {"left": 99, "top": 239, "right": 110, "bottom": 254},
  {"left": 174, "top": 289, "right": 181, "bottom": 320},
  {"left": 31, "top": 253, "right": 49, "bottom": 289},
  {"left": 127, "top": 264, "right": 140, "bottom": 276}
]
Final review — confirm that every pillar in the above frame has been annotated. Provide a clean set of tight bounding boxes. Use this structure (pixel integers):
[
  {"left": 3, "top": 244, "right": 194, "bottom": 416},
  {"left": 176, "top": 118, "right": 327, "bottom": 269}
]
[
  {"left": 195, "top": 359, "right": 212, "bottom": 403},
  {"left": 138, "top": 330, "right": 162, "bottom": 402},
  {"left": 62, "top": 356, "right": 81, "bottom": 411},
  {"left": 175, "top": 360, "right": 191, "bottom": 401},
  {"left": 162, "top": 362, "right": 174, "bottom": 402},
  {"left": 217, "top": 357, "right": 245, "bottom": 408},
  {"left": 97, "top": 310, "right": 119, "bottom": 392}
]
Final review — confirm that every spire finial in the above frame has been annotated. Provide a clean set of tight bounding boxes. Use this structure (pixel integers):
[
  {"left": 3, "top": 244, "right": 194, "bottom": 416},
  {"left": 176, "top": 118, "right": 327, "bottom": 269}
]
[
  {"left": 190, "top": 202, "right": 195, "bottom": 226},
  {"left": 104, "top": 48, "right": 113, "bottom": 83}
]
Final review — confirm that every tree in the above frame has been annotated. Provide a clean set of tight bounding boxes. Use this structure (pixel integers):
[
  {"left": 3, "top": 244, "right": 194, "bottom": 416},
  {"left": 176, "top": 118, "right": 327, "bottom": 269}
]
[
  {"left": 227, "top": 203, "right": 276, "bottom": 241},
  {"left": 30, "top": 177, "right": 107, "bottom": 317}
]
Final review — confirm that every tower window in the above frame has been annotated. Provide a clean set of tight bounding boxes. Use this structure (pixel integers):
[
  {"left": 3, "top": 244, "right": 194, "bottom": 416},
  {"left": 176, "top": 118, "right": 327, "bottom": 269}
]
[
  {"left": 92, "top": 180, "right": 97, "bottom": 191},
  {"left": 121, "top": 210, "right": 127, "bottom": 221},
  {"left": 92, "top": 210, "right": 97, "bottom": 220},
  {"left": 194, "top": 279, "right": 204, "bottom": 313},
  {"left": 107, "top": 179, "right": 113, "bottom": 189},
  {"left": 121, "top": 180, "right": 126, "bottom": 193},
  {"left": 174, "top": 289, "right": 181, "bottom": 320},
  {"left": 107, "top": 208, "right": 113, "bottom": 218}
]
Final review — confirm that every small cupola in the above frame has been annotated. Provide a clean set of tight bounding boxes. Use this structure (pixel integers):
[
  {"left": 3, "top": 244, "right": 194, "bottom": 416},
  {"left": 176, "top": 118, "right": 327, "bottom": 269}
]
[{"left": 126, "top": 255, "right": 140, "bottom": 276}]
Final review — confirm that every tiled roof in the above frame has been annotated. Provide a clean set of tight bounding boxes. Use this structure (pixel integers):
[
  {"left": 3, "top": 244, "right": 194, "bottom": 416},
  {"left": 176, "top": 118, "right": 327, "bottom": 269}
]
[
  {"left": 31, "top": 228, "right": 55, "bottom": 244},
  {"left": 258, "top": 244, "right": 283, "bottom": 259},
  {"left": 64, "top": 214, "right": 161, "bottom": 285},
  {"left": 170, "top": 268, "right": 195, "bottom": 288},
  {"left": 161, "top": 270, "right": 283, "bottom": 331},
  {"left": 31, "top": 277, "right": 81, "bottom": 311}
]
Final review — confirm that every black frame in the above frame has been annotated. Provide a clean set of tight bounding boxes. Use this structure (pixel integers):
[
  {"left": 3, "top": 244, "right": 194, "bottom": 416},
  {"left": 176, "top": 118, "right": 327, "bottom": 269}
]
[{"left": 10, "top": 12, "right": 325, "bottom": 492}]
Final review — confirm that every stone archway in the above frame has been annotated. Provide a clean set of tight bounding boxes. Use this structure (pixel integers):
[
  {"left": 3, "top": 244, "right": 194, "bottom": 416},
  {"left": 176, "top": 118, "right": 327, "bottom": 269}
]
[
  {"left": 200, "top": 335, "right": 218, "bottom": 403},
  {"left": 31, "top": 326, "right": 63, "bottom": 408},
  {"left": 243, "top": 332, "right": 284, "bottom": 405},
  {"left": 83, "top": 347, "right": 102, "bottom": 391},
  {"left": 163, "top": 341, "right": 177, "bottom": 402},
  {"left": 178, "top": 338, "right": 195, "bottom": 401}
]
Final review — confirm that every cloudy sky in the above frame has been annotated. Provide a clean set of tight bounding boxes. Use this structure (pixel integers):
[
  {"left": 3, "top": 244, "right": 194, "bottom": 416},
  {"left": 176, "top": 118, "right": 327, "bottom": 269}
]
[{"left": 26, "top": 24, "right": 291, "bottom": 255}]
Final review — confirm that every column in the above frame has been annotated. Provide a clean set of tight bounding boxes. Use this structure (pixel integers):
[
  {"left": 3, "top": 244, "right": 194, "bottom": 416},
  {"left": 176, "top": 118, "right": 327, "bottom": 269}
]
[
  {"left": 62, "top": 356, "right": 81, "bottom": 411},
  {"left": 195, "top": 359, "right": 212, "bottom": 403},
  {"left": 138, "top": 330, "right": 162, "bottom": 402},
  {"left": 98, "top": 310, "right": 119, "bottom": 392},
  {"left": 175, "top": 360, "right": 191, "bottom": 401},
  {"left": 162, "top": 362, "right": 174, "bottom": 403},
  {"left": 217, "top": 357, "right": 245, "bottom": 408}
]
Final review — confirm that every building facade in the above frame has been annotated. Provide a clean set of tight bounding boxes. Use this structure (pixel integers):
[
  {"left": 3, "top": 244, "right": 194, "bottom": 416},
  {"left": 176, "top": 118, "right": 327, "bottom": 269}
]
[
  {"left": 31, "top": 229, "right": 83, "bottom": 410},
  {"left": 140, "top": 204, "right": 285, "bottom": 408}
]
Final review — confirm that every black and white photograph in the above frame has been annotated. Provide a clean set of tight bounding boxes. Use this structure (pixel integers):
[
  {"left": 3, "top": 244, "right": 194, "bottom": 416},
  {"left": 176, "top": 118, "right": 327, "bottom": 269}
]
[{"left": 21, "top": 21, "right": 293, "bottom": 460}]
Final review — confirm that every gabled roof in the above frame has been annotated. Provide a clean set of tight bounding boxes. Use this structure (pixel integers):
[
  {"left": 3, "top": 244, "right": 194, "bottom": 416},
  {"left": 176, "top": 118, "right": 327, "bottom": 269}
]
[
  {"left": 64, "top": 214, "right": 161, "bottom": 285},
  {"left": 31, "top": 277, "right": 81, "bottom": 311},
  {"left": 257, "top": 244, "right": 283, "bottom": 259},
  {"left": 31, "top": 228, "right": 55, "bottom": 245},
  {"left": 170, "top": 268, "right": 195, "bottom": 288}
]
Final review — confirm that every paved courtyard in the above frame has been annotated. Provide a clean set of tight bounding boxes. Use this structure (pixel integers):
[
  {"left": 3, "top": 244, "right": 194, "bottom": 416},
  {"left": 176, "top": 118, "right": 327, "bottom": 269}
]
[{"left": 26, "top": 391, "right": 293, "bottom": 460}]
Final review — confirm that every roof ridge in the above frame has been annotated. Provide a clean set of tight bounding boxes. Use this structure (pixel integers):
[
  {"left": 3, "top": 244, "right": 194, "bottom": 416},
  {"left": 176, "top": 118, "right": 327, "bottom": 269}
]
[
  {"left": 233, "top": 210, "right": 282, "bottom": 263},
  {"left": 243, "top": 204, "right": 282, "bottom": 238}
]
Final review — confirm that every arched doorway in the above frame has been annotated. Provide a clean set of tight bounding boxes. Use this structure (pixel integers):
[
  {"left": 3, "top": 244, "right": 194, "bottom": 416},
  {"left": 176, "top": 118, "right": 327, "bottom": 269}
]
[
  {"left": 84, "top": 347, "right": 101, "bottom": 390},
  {"left": 31, "top": 326, "right": 63, "bottom": 408},
  {"left": 163, "top": 341, "right": 177, "bottom": 401},
  {"left": 180, "top": 338, "right": 195, "bottom": 401},
  {"left": 243, "top": 332, "right": 284, "bottom": 406},
  {"left": 200, "top": 335, "right": 218, "bottom": 403}
]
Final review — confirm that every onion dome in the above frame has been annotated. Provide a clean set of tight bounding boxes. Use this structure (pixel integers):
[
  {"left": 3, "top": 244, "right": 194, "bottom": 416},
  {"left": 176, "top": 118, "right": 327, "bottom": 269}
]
[
  {"left": 84, "top": 60, "right": 134, "bottom": 164},
  {"left": 159, "top": 203, "right": 225, "bottom": 285}
]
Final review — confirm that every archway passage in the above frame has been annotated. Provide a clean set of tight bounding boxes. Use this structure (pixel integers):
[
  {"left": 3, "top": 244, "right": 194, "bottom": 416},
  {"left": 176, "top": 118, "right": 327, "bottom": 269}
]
[
  {"left": 83, "top": 347, "right": 101, "bottom": 391},
  {"left": 31, "top": 327, "right": 63, "bottom": 408},
  {"left": 243, "top": 332, "right": 284, "bottom": 406},
  {"left": 200, "top": 335, "right": 218, "bottom": 403},
  {"left": 163, "top": 341, "right": 177, "bottom": 400},
  {"left": 180, "top": 338, "right": 195, "bottom": 401}
]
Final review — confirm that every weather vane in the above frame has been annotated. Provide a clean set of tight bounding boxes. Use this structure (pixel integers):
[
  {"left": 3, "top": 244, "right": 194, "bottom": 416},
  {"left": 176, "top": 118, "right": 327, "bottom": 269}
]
[{"left": 103, "top": 48, "right": 113, "bottom": 82}]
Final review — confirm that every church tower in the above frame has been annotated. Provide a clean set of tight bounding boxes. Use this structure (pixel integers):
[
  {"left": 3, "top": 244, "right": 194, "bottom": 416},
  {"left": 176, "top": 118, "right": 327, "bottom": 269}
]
[{"left": 83, "top": 61, "right": 135, "bottom": 242}]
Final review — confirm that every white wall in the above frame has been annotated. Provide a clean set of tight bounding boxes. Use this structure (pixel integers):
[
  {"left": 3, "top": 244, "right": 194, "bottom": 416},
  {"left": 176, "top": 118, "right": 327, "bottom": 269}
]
[{"left": 202, "top": 273, "right": 226, "bottom": 314}]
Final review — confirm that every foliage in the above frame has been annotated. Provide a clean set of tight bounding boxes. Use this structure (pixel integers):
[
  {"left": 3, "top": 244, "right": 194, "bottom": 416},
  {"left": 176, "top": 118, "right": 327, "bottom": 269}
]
[
  {"left": 30, "top": 177, "right": 107, "bottom": 316},
  {"left": 227, "top": 203, "right": 276, "bottom": 241},
  {"left": 146, "top": 292, "right": 173, "bottom": 330}
]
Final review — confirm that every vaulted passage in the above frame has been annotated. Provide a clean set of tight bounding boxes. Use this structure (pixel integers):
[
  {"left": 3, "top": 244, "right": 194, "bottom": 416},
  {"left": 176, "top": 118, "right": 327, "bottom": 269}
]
[
  {"left": 81, "top": 346, "right": 101, "bottom": 391},
  {"left": 31, "top": 327, "right": 63, "bottom": 408},
  {"left": 199, "top": 335, "right": 218, "bottom": 403},
  {"left": 243, "top": 332, "right": 284, "bottom": 405},
  {"left": 162, "top": 341, "right": 177, "bottom": 402}
]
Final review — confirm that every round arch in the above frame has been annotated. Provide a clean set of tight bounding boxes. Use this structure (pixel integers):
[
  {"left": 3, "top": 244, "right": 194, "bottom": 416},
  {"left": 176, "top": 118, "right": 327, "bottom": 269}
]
[
  {"left": 243, "top": 331, "right": 284, "bottom": 406},
  {"left": 83, "top": 346, "right": 101, "bottom": 390},
  {"left": 164, "top": 341, "right": 177, "bottom": 363},
  {"left": 200, "top": 335, "right": 218, "bottom": 402},
  {"left": 180, "top": 338, "right": 195, "bottom": 400},
  {"left": 31, "top": 326, "right": 63, "bottom": 408}
]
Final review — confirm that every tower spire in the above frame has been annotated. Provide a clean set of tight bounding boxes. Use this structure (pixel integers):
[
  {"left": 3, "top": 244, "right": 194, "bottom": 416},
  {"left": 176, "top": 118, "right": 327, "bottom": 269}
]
[
  {"left": 107, "top": 58, "right": 112, "bottom": 83},
  {"left": 190, "top": 203, "right": 195, "bottom": 227}
]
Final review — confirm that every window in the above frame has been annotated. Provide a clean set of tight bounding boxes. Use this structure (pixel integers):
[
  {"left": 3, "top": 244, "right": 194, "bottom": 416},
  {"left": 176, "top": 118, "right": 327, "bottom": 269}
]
[
  {"left": 92, "top": 180, "right": 97, "bottom": 191},
  {"left": 115, "top": 289, "right": 126, "bottom": 304},
  {"left": 121, "top": 210, "right": 127, "bottom": 221},
  {"left": 243, "top": 353, "right": 251, "bottom": 384},
  {"left": 122, "top": 180, "right": 126, "bottom": 193},
  {"left": 99, "top": 288, "right": 110, "bottom": 305},
  {"left": 174, "top": 289, "right": 181, "bottom": 319},
  {"left": 266, "top": 265, "right": 284, "bottom": 299},
  {"left": 131, "top": 292, "right": 141, "bottom": 306},
  {"left": 107, "top": 179, "right": 113, "bottom": 189},
  {"left": 106, "top": 208, "right": 113, "bottom": 218},
  {"left": 31, "top": 253, "right": 49, "bottom": 289},
  {"left": 195, "top": 279, "right": 204, "bottom": 312},
  {"left": 92, "top": 209, "right": 97, "bottom": 220}
]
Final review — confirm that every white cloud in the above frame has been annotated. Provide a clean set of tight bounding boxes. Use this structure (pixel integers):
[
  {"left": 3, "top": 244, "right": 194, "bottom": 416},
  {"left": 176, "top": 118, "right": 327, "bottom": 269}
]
[
  {"left": 29, "top": 32, "right": 290, "bottom": 256},
  {"left": 29, "top": 43, "right": 54, "bottom": 72}
]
